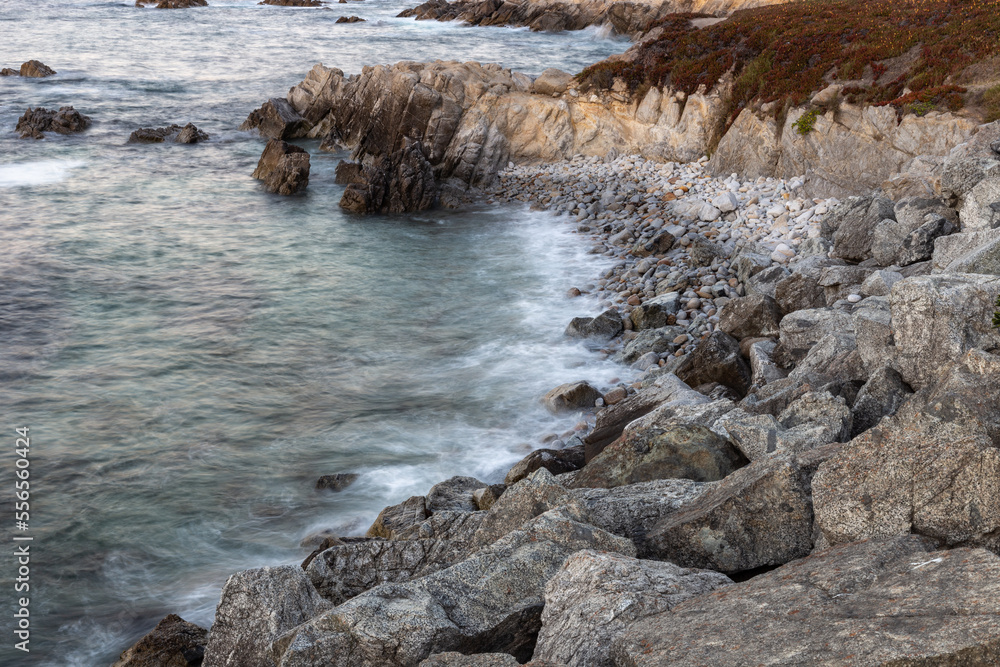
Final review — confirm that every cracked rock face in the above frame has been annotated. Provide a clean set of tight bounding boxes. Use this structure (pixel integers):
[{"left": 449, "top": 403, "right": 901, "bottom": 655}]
[
  {"left": 533, "top": 549, "right": 731, "bottom": 667},
  {"left": 813, "top": 410, "right": 1000, "bottom": 550},
  {"left": 612, "top": 536, "right": 1000, "bottom": 666}
]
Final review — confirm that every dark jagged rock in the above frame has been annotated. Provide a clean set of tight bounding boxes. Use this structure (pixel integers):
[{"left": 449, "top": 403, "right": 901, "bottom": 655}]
[
  {"left": 340, "top": 138, "right": 438, "bottom": 213},
  {"left": 240, "top": 98, "right": 309, "bottom": 140},
  {"left": 335, "top": 14, "right": 365, "bottom": 21},
  {"left": 0, "top": 68, "right": 17, "bottom": 76},
  {"left": 15, "top": 106, "right": 91, "bottom": 139},
  {"left": 673, "top": 331, "right": 752, "bottom": 398},
  {"left": 251, "top": 139, "right": 310, "bottom": 195},
  {"left": 128, "top": 123, "right": 208, "bottom": 144},
  {"left": 504, "top": 446, "right": 584, "bottom": 485},
  {"left": 19, "top": 60, "right": 56, "bottom": 77},
  {"left": 112, "top": 614, "right": 208, "bottom": 667},
  {"left": 135, "top": 0, "right": 208, "bottom": 7}
]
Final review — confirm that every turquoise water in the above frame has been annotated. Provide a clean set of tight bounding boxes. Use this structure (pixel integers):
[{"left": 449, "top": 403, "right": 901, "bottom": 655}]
[{"left": 0, "top": 0, "right": 628, "bottom": 664}]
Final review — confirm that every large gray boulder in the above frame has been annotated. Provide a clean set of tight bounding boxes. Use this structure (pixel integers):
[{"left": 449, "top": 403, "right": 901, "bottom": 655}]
[
  {"left": 471, "top": 468, "right": 584, "bottom": 548},
  {"left": 959, "top": 176, "right": 1000, "bottom": 231},
  {"left": 777, "top": 308, "right": 854, "bottom": 363},
  {"left": 645, "top": 455, "right": 815, "bottom": 574},
  {"left": 305, "top": 539, "right": 467, "bottom": 606},
  {"left": 419, "top": 654, "right": 519, "bottom": 667},
  {"left": 271, "top": 510, "right": 635, "bottom": 666},
  {"left": 530, "top": 68, "right": 572, "bottom": 96},
  {"left": 504, "top": 446, "right": 584, "bottom": 486},
  {"left": 889, "top": 274, "right": 1000, "bottom": 389},
  {"left": 673, "top": 331, "right": 752, "bottom": 397},
  {"left": 571, "top": 479, "right": 703, "bottom": 558},
  {"left": 932, "top": 228, "right": 1000, "bottom": 271},
  {"left": 870, "top": 197, "right": 957, "bottom": 266},
  {"left": 850, "top": 365, "right": 912, "bottom": 437},
  {"left": 813, "top": 411, "right": 1000, "bottom": 549},
  {"left": 824, "top": 193, "right": 896, "bottom": 262},
  {"left": 570, "top": 421, "right": 747, "bottom": 489},
  {"left": 541, "top": 382, "right": 600, "bottom": 413},
  {"left": 612, "top": 536, "right": 1000, "bottom": 666},
  {"left": 910, "top": 349, "right": 1000, "bottom": 445},
  {"left": 629, "top": 293, "right": 680, "bottom": 330},
  {"left": 202, "top": 566, "right": 332, "bottom": 667},
  {"left": 425, "top": 476, "right": 484, "bottom": 513},
  {"left": 941, "top": 120, "right": 1000, "bottom": 205},
  {"left": 366, "top": 495, "right": 429, "bottom": 539},
  {"left": 533, "top": 550, "right": 731, "bottom": 667},
  {"left": 717, "top": 295, "right": 782, "bottom": 340}
]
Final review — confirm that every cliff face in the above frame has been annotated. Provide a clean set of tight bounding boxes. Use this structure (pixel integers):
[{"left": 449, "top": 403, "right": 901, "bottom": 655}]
[
  {"left": 710, "top": 104, "right": 978, "bottom": 199},
  {"left": 276, "top": 59, "right": 979, "bottom": 210}
]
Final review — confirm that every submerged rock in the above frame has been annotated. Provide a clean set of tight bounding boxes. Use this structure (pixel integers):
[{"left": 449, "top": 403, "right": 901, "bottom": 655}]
[
  {"left": 112, "top": 614, "right": 208, "bottom": 667},
  {"left": 335, "top": 14, "right": 364, "bottom": 22},
  {"left": 251, "top": 139, "right": 310, "bottom": 195},
  {"left": 314, "top": 472, "right": 358, "bottom": 491},
  {"left": 15, "top": 106, "right": 90, "bottom": 139}
]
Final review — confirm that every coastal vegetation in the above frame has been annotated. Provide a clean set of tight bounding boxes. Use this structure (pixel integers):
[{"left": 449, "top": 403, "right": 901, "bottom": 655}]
[{"left": 578, "top": 0, "right": 1000, "bottom": 124}]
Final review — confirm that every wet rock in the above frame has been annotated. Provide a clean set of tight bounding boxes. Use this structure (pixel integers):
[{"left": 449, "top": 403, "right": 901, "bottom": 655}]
[
  {"left": 530, "top": 68, "right": 572, "bottom": 96},
  {"left": 128, "top": 123, "right": 207, "bottom": 144},
  {"left": 613, "top": 536, "right": 1000, "bottom": 666},
  {"left": 271, "top": 510, "right": 634, "bottom": 667},
  {"left": 673, "top": 331, "right": 752, "bottom": 398},
  {"left": 19, "top": 59, "right": 55, "bottom": 77},
  {"left": 615, "top": 326, "right": 684, "bottom": 364},
  {"left": 366, "top": 495, "right": 429, "bottom": 539},
  {"left": 533, "top": 550, "right": 731, "bottom": 667},
  {"left": 240, "top": 98, "right": 309, "bottom": 140},
  {"left": 315, "top": 472, "right": 358, "bottom": 491},
  {"left": 504, "top": 446, "right": 584, "bottom": 486},
  {"left": 340, "top": 138, "right": 438, "bottom": 213},
  {"left": 0, "top": 67, "right": 17, "bottom": 76},
  {"left": 814, "top": 411, "right": 1000, "bottom": 548},
  {"left": 305, "top": 538, "right": 468, "bottom": 605},
  {"left": 15, "top": 106, "right": 90, "bottom": 139},
  {"left": 645, "top": 455, "right": 815, "bottom": 574},
  {"left": 564, "top": 309, "right": 622, "bottom": 341},
  {"left": 202, "top": 565, "right": 332, "bottom": 667},
  {"left": 541, "top": 381, "right": 600, "bottom": 413},
  {"left": 571, "top": 421, "right": 747, "bottom": 489},
  {"left": 850, "top": 365, "right": 911, "bottom": 437},
  {"left": 251, "top": 139, "right": 310, "bottom": 195},
  {"left": 890, "top": 274, "right": 1000, "bottom": 389},
  {"left": 335, "top": 15, "right": 365, "bottom": 22},
  {"left": 112, "top": 614, "right": 208, "bottom": 667},
  {"left": 717, "top": 294, "right": 782, "bottom": 340}
]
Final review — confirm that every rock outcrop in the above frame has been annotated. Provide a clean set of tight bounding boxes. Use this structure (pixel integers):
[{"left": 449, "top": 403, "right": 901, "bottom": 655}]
[
  {"left": 252, "top": 139, "right": 310, "bottom": 195},
  {"left": 19, "top": 59, "right": 56, "bottom": 77},
  {"left": 15, "top": 106, "right": 91, "bottom": 139}
]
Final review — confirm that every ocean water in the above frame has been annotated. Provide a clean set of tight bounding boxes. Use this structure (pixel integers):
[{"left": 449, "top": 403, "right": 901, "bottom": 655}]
[{"left": 0, "top": 0, "right": 629, "bottom": 664}]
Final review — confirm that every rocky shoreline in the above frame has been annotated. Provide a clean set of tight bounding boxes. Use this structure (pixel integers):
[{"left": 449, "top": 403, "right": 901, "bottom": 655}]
[{"left": 113, "top": 110, "right": 1000, "bottom": 665}]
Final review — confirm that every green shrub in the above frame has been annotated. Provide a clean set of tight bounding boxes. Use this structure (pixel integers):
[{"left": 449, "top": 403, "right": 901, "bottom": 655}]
[{"left": 792, "top": 109, "right": 821, "bottom": 135}]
